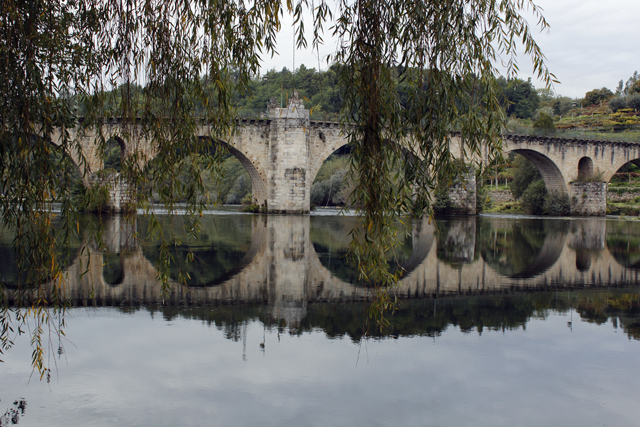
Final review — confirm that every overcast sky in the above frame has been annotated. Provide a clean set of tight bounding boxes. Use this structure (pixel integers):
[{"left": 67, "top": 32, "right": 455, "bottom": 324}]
[{"left": 259, "top": 0, "right": 640, "bottom": 99}]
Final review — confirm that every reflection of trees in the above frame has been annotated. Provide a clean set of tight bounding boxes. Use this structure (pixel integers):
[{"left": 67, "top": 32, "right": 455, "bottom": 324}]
[
  {"left": 435, "top": 218, "right": 477, "bottom": 267},
  {"left": 310, "top": 216, "right": 414, "bottom": 285},
  {"left": 606, "top": 221, "right": 640, "bottom": 269},
  {"left": 0, "top": 398, "right": 26, "bottom": 427},
  {"left": 135, "top": 289, "right": 640, "bottom": 342},
  {"left": 575, "top": 292, "right": 640, "bottom": 340},
  {"left": 478, "top": 218, "right": 568, "bottom": 278},
  {"left": 570, "top": 219, "right": 606, "bottom": 271},
  {"left": 0, "top": 220, "right": 83, "bottom": 288},
  {"left": 140, "top": 215, "right": 253, "bottom": 286}
]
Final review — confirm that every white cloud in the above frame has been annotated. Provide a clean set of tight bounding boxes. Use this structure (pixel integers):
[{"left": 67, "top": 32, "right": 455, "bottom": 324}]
[{"left": 260, "top": 0, "right": 640, "bottom": 98}]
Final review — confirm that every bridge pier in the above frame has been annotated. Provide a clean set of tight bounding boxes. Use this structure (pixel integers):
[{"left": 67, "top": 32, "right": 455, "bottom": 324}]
[
  {"left": 445, "top": 168, "right": 477, "bottom": 215},
  {"left": 570, "top": 182, "right": 607, "bottom": 216},
  {"left": 265, "top": 93, "right": 311, "bottom": 213},
  {"left": 88, "top": 172, "right": 135, "bottom": 213}
]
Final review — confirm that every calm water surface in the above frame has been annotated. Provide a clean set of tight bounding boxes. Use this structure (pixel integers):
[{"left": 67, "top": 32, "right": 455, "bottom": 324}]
[{"left": 1, "top": 212, "right": 640, "bottom": 426}]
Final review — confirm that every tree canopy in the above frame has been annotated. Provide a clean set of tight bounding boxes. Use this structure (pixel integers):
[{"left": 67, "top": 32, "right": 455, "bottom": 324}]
[{"left": 1, "top": 0, "right": 553, "bottom": 372}]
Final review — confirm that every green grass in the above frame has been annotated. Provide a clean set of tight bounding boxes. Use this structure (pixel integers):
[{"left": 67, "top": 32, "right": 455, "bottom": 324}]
[{"left": 483, "top": 201, "right": 525, "bottom": 214}]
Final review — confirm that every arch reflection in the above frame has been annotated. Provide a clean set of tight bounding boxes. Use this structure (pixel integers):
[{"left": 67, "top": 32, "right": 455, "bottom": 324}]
[
  {"left": 0, "top": 218, "right": 84, "bottom": 288},
  {"left": 478, "top": 217, "right": 568, "bottom": 278},
  {"left": 140, "top": 215, "right": 257, "bottom": 287},
  {"left": 310, "top": 216, "right": 432, "bottom": 286}
]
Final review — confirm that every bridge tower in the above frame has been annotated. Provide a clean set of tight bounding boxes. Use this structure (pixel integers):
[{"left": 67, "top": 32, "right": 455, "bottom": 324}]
[{"left": 265, "top": 91, "right": 311, "bottom": 213}]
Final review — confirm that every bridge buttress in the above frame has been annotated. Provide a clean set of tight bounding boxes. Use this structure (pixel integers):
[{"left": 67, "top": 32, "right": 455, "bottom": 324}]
[{"left": 265, "top": 92, "right": 311, "bottom": 213}]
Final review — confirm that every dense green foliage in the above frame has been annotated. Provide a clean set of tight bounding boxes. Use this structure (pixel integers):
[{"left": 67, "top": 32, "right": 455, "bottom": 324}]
[
  {"left": 533, "top": 112, "right": 555, "bottom": 131},
  {"left": 234, "top": 65, "right": 342, "bottom": 119},
  {"left": 520, "top": 179, "right": 547, "bottom": 215},
  {"left": 497, "top": 77, "right": 541, "bottom": 119},
  {"left": 507, "top": 156, "right": 570, "bottom": 216},
  {"left": 584, "top": 87, "right": 614, "bottom": 107},
  {"left": 543, "top": 191, "right": 571, "bottom": 216},
  {"left": 510, "top": 155, "right": 542, "bottom": 199}
]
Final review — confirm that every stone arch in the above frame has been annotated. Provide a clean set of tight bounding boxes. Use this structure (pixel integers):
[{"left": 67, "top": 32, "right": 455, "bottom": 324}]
[
  {"left": 308, "top": 126, "right": 350, "bottom": 185},
  {"left": 102, "top": 136, "right": 127, "bottom": 172},
  {"left": 604, "top": 156, "right": 640, "bottom": 186},
  {"left": 214, "top": 139, "right": 268, "bottom": 206},
  {"left": 578, "top": 156, "right": 594, "bottom": 181},
  {"left": 602, "top": 146, "right": 640, "bottom": 184},
  {"left": 509, "top": 149, "right": 568, "bottom": 194},
  {"left": 309, "top": 133, "right": 413, "bottom": 185}
]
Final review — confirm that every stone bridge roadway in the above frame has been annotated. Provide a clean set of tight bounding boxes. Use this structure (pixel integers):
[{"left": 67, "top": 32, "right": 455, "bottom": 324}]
[
  {"left": 52, "top": 93, "right": 640, "bottom": 214},
  {"left": 11, "top": 215, "right": 639, "bottom": 326}
]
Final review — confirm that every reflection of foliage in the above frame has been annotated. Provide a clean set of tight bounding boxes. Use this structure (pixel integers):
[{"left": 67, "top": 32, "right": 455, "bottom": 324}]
[
  {"left": 606, "top": 221, "right": 640, "bottom": 269},
  {"left": 435, "top": 219, "right": 478, "bottom": 267},
  {"left": 0, "top": 398, "right": 27, "bottom": 427},
  {"left": 103, "top": 253, "right": 124, "bottom": 285},
  {"left": 310, "top": 216, "right": 414, "bottom": 286},
  {"left": 140, "top": 215, "right": 253, "bottom": 286},
  {"left": 140, "top": 289, "right": 640, "bottom": 342},
  {"left": 478, "top": 218, "right": 558, "bottom": 277},
  {"left": 0, "top": 222, "right": 82, "bottom": 288},
  {"left": 575, "top": 292, "right": 640, "bottom": 340}
]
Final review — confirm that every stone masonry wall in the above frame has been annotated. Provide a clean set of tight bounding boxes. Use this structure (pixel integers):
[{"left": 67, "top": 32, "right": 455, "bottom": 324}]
[
  {"left": 570, "top": 182, "right": 607, "bottom": 216},
  {"left": 488, "top": 189, "right": 515, "bottom": 204},
  {"left": 606, "top": 187, "right": 640, "bottom": 202},
  {"left": 267, "top": 93, "right": 311, "bottom": 213},
  {"left": 447, "top": 169, "right": 477, "bottom": 215}
]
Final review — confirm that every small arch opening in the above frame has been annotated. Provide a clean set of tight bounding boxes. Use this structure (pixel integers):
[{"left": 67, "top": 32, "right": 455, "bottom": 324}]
[
  {"left": 103, "top": 253, "right": 124, "bottom": 286},
  {"left": 577, "top": 157, "right": 593, "bottom": 181},
  {"left": 103, "top": 137, "right": 125, "bottom": 173}
]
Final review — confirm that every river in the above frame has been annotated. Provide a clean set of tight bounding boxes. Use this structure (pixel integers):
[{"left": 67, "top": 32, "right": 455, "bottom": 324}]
[{"left": 1, "top": 211, "right": 639, "bottom": 426}]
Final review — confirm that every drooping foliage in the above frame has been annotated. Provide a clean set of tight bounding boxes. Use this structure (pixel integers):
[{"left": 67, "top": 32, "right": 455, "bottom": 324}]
[
  {"left": 1, "top": 0, "right": 553, "bottom": 369},
  {"left": 328, "top": 1, "right": 553, "bottom": 325}
]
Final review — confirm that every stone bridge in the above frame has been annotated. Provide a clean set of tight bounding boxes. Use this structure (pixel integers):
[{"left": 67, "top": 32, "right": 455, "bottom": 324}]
[
  {"left": 54, "top": 93, "right": 640, "bottom": 215},
  {"left": 6, "top": 215, "right": 639, "bottom": 327}
]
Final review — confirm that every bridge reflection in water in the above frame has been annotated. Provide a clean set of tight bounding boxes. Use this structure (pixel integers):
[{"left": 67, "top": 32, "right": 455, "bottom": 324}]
[{"left": 3, "top": 213, "right": 640, "bottom": 325}]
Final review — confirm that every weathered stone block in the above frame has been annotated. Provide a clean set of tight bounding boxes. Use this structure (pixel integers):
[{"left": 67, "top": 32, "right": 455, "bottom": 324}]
[{"left": 570, "top": 182, "right": 607, "bottom": 216}]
